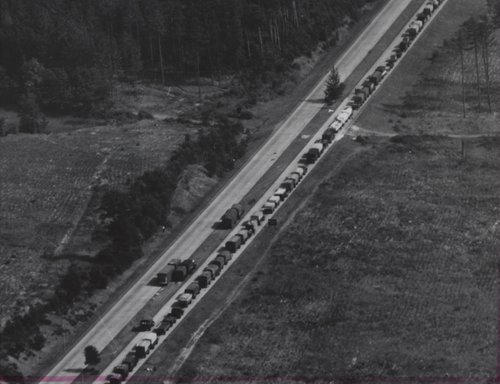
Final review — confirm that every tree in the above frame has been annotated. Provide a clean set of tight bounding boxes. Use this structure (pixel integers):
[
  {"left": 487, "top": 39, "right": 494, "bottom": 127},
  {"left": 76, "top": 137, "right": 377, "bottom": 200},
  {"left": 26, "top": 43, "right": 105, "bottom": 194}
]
[
  {"left": 478, "top": 16, "right": 495, "bottom": 113},
  {"left": 18, "top": 92, "right": 48, "bottom": 134},
  {"left": 84, "top": 345, "right": 100, "bottom": 365},
  {"left": 464, "top": 18, "right": 482, "bottom": 112},
  {"left": 324, "top": 67, "right": 344, "bottom": 104}
]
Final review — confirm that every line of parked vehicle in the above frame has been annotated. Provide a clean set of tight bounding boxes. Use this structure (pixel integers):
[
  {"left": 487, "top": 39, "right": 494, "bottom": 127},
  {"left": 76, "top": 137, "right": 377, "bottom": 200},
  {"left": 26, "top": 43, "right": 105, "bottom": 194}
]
[
  {"left": 350, "top": 0, "right": 443, "bottom": 110},
  {"left": 103, "top": 3, "right": 445, "bottom": 382}
]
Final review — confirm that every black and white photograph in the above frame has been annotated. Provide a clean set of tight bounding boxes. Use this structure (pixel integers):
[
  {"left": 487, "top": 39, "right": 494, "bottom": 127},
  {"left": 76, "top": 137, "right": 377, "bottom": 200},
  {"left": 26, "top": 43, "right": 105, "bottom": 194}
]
[{"left": 0, "top": 0, "right": 499, "bottom": 383}]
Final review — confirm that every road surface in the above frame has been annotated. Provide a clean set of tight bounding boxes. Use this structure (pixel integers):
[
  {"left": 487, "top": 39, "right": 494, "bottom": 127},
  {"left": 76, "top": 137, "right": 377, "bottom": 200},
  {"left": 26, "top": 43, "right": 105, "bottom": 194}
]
[{"left": 42, "top": 0, "right": 418, "bottom": 382}]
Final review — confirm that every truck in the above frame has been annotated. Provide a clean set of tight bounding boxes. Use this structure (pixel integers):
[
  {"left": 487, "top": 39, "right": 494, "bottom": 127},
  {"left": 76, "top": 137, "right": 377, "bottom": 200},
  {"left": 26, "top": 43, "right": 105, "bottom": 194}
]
[
  {"left": 153, "top": 324, "right": 168, "bottom": 336},
  {"left": 220, "top": 208, "right": 238, "bottom": 229},
  {"left": 172, "top": 264, "right": 188, "bottom": 282},
  {"left": 122, "top": 352, "right": 138, "bottom": 370},
  {"left": 355, "top": 87, "right": 369, "bottom": 100},
  {"left": 399, "top": 37, "right": 410, "bottom": 52},
  {"left": 297, "top": 164, "right": 308, "bottom": 175},
  {"left": 138, "top": 319, "right": 155, "bottom": 331},
  {"left": 106, "top": 373, "right": 123, "bottom": 384},
  {"left": 221, "top": 204, "right": 245, "bottom": 229},
  {"left": 142, "top": 331, "right": 158, "bottom": 349},
  {"left": 177, "top": 293, "right": 193, "bottom": 307},
  {"left": 274, "top": 187, "right": 288, "bottom": 201},
  {"left": 370, "top": 71, "right": 383, "bottom": 85},
  {"left": 362, "top": 86, "right": 372, "bottom": 98},
  {"left": 237, "top": 229, "right": 251, "bottom": 244},
  {"left": 113, "top": 364, "right": 130, "bottom": 380},
  {"left": 225, "top": 235, "right": 242, "bottom": 253},
  {"left": 215, "top": 255, "right": 227, "bottom": 267},
  {"left": 322, "top": 128, "right": 336, "bottom": 143},
  {"left": 262, "top": 202, "right": 275, "bottom": 215},
  {"left": 385, "top": 56, "right": 396, "bottom": 68},
  {"left": 161, "top": 313, "right": 177, "bottom": 328},
  {"left": 185, "top": 281, "right": 201, "bottom": 298},
  {"left": 336, "top": 111, "right": 351, "bottom": 125},
  {"left": 341, "top": 106, "right": 353, "bottom": 119},
  {"left": 217, "top": 250, "right": 233, "bottom": 264},
  {"left": 208, "top": 258, "right": 223, "bottom": 271},
  {"left": 197, "top": 271, "right": 213, "bottom": 288},
  {"left": 414, "top": 20, "right": 424, "bottom": 30},
  {"left": 423, "top": 5, "right": 433, "bottom": 15},
  {"left": 376, "top": 66, "right": 388, "bottom": 78},
  {"left": 293, "top": 167, "right": 305, "bottom": 178},
  {"left": 232, "top": 203, "right": 245, "bottom": 219},
  {"left": 156, "top": 264, "right": 176, "bottom": 286},
  {"left": 251, "top": 211, "right": 265, "bottom": 225},
  {"left": 251, "top": 218, "right": 260, "bottom": 231},
  {"left": 242, "top": 220, "right": 255, "bottom": 233},
  {"left": 280, "top": 179, "right": 294, "bottom": 192},
  {"left": 163, "top": 314, "right": 177, "bottom": 325},
  {"left": 134, "top": 340, "right": 151, "bottom": 358},
  {"left": 269, "top": 195, "right": 281, "bottom": 207},
  {"left": 312, "top": 142, "right": 324, "bottom": 154},
  {"left": 289, "top": 174, "right": 300, "bottom": 187},
  {"left": 171, "top": 304, "right": 184, "bottom": 319},
  {"left": 181, "top": 258, "right": 197, "bottom": 274},
  {"left": 305, "top": 148, "right": 320, "bottom": 164},
  {"left": 204, "top": 264, "right": 219, "bottom": 279},
  {"left": 407, "top": 26, "right": 418, "bottom": 39},
  {"left": 287, "top": 174, "right": 300, "bottom": 188},
  {"left": 351, "top": 94, "right": 364, "bottom": 109}
]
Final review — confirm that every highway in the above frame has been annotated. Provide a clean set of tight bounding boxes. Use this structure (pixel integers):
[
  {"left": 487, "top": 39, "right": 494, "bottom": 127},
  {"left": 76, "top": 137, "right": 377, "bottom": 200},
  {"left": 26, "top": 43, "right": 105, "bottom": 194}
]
[
  {"left": 42, "top": 0, "right": 419, "bottom": 382},
  {"left": 95, "top": 0, "right": 450, "bottom": 380}
]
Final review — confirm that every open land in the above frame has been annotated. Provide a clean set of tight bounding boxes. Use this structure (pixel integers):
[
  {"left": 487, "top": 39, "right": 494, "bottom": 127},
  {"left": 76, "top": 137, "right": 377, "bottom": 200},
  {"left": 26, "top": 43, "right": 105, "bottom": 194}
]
[{"left": 136, "top": 0, "right": 500, "bottom": 381}]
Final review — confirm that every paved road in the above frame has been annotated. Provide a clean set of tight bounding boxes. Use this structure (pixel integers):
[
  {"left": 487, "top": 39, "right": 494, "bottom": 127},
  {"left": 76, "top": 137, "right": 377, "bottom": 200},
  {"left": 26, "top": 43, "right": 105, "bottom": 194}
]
[{"left": 42, "top": 1, "right": 416, "bottom": 382}]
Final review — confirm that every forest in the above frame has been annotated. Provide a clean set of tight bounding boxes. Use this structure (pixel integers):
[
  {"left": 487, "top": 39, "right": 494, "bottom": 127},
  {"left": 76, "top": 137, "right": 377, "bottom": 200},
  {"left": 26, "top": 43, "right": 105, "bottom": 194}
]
[{"left": 0, "top": 0, "right": 374, "bottom": 116}]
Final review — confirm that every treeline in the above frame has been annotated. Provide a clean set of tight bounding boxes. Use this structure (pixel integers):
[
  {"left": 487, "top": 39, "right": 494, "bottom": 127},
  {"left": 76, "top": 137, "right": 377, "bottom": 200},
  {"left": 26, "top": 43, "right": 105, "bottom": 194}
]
[{"left": 0, "top": 0, "right": 374, "bottom": 115}]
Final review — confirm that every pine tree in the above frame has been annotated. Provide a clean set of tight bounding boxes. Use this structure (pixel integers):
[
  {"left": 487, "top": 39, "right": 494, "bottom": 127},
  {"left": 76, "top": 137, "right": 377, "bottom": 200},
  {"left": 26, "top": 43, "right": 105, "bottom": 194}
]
[
  {"left": 324, "top": 67, "right": 344, "bottom": 104},
  {"left": 84, "top": 345, "right": 100, "bottom": 365}
]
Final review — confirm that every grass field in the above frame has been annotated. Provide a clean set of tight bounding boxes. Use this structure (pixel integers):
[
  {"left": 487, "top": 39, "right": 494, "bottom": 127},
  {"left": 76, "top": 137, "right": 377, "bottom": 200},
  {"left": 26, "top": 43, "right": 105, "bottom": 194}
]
[
  {"left": 161, "top": 0, "right": 500, "bottom": 381},
  {"left": 0, "top": 120, "right": 191, "bottom": 326}
]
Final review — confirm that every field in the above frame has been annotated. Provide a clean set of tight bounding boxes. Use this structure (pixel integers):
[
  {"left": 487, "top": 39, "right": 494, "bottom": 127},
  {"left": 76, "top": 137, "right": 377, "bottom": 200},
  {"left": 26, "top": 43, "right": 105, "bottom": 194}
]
[
  {"left": 0, "top": 118, "right": 193, "bottom": 326},
  {"left": 149, "top": 0, "right": 500, "bottom": 381},
  {"left": 173, "top": 134, "right": 500, "bottom": 380}
]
